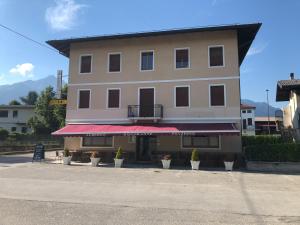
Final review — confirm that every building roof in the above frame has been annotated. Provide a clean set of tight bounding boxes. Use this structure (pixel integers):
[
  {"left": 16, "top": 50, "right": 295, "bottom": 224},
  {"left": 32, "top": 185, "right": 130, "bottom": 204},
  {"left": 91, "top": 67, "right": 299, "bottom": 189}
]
[
  {"left": 241, "top": 104, "right": 256, "bottom": 110},
  {"left": 276, "top": 78, "right": 300, "bottom": 101},
  {"left": 0, "top": 105, "right": 35, "bottom": 109},
  {"left": 46, "top": 23, "right": 261, "bottom": 65}
]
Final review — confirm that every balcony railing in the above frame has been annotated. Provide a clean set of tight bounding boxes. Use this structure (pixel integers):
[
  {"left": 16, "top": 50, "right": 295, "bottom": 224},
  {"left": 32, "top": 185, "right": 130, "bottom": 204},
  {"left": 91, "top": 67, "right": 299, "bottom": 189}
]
[{"left": 128, "top": 104, "right": 163, "bottom": 119}]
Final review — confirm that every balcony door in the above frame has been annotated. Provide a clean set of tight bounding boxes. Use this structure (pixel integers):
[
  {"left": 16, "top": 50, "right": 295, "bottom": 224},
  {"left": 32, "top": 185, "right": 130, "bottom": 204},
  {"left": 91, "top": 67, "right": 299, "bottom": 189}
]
[{"left": 139, "top": 88, "right": 154, "bottom": 117}]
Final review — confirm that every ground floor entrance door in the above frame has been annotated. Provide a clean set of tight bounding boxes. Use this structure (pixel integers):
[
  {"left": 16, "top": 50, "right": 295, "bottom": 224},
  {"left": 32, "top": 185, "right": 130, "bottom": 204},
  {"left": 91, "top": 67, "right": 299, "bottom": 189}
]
[{"left": 136, "top": 136, "right": 156, "bottom": 161}]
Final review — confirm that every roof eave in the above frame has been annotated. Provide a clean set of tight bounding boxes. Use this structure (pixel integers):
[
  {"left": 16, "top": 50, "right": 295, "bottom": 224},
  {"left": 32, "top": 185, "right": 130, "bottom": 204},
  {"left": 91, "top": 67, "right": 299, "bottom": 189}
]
[{"left": 46, "top": 23, "right": 261, "bottom": 60}]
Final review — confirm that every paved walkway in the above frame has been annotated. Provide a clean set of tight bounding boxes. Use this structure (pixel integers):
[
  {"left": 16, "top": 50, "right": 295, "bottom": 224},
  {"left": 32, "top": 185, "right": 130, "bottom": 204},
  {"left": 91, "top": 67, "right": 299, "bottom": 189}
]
[{"left": 0, "top": 153, "right": 300, "bottom": 225}]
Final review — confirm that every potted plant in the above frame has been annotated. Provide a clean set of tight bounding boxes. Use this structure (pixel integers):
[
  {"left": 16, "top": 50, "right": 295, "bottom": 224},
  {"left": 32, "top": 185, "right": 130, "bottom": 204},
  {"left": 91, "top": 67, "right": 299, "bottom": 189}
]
[
  {"left": 224, "top": 153, "right": 235, "bottom": 171},
  {"left": 90, "top": 151, "right": 100, "bottom": 167},
  {"left": 161, "top": 154, "right": 172, "bottom": 169},
  {"left": 114, "top": 147, "right": 124, "bottom": 168},
  {"left": 190, "top": 149, "right": 200, "bottom": 170},
  {"left": 63, "top": 149, "right": 72, "bottom": 165}
]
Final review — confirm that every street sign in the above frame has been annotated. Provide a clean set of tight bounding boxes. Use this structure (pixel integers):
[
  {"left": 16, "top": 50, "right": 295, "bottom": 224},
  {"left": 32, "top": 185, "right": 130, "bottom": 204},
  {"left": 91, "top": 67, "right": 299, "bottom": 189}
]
[{"left": 49, "top": 99, "right": 67, "bottom": 105}]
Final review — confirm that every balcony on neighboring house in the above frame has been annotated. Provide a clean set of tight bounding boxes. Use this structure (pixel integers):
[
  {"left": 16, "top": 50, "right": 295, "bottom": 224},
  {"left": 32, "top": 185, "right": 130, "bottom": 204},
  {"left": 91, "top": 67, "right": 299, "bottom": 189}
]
[{"left": 128, "top": 104, "right": 163, "bottom": 122}]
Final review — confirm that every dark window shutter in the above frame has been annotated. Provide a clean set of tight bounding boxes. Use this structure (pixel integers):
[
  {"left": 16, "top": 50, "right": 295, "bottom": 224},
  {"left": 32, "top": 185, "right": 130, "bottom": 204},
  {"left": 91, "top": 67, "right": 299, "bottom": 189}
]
[
  {"left": 248, "top": 118, "right": 253, "bottom": 126},
  {"left": 108, "top": 89, "right": 120, "bottom": 108},
  {"left": 176, "top": 87, "right": 189, "bottom": 107},
  {"left": 109, "top": 54, "right": 121, "bottom": 72},
  {"left": 209, "top": 47, "right": 223, "bottom": 67},
  {"left": 243, "top": 119, "right": 247, "bottom": 129},
  {"left": 80, "top": 56, "right": 92, "bottom": 73},
  {"left": 210, "top": 86, "right": 225, "bottom": 106},
  {"left": 79, "top": 90, "right": 90, "bottom": 108}
]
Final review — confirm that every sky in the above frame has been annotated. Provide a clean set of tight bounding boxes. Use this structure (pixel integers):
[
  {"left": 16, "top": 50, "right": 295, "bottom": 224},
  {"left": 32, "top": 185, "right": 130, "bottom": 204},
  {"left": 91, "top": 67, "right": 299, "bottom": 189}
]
[{"left": 0, "top": 0, "right": 299, "bottom": 108}]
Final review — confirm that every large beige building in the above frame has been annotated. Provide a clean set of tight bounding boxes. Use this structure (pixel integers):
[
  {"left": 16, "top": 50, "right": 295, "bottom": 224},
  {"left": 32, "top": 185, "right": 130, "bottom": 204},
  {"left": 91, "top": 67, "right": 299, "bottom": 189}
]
[{"left": 48, "top": 23, "right": 261, "bottom": 165}]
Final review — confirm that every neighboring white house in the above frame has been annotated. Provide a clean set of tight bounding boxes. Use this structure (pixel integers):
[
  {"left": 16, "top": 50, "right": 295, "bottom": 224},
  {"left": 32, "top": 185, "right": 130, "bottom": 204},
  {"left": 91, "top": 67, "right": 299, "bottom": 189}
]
[
  {"left": 277, "top": 73, "right": 300, "bottom": 129},
  {"left": 241, "top": 104, "right": 256, "bottom": 136},
  {"left": 0, "top": 105, "right": 35, "bottom": 133}
]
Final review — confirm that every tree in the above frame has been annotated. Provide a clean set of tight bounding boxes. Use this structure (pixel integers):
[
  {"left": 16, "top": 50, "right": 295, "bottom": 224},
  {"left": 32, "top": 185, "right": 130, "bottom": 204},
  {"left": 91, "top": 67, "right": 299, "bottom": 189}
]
[
  {"left": 53, "top": 85, "right": 67, "bottom": 128},
  {"left": 20, "top": 91, "right": 38, "bottom": 105},
  {"left": 28, "top": 86, "right": 67, "bottom": 135},
  {"left": 9, "top": 100, "right": 21, "bottom": 105},
  {"left": 0, "top": 128, "right": 9, "bottom": 141}
]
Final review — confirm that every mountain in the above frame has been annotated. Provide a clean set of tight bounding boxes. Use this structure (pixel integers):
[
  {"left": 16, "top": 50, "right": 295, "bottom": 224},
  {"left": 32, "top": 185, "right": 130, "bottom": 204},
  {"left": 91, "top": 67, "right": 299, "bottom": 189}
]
[
  {"left": 0, "top": 76, "right": 57, "bottom": 104},
  {"left": 242, "top": 99, "right": 282, "bottom": 117}
]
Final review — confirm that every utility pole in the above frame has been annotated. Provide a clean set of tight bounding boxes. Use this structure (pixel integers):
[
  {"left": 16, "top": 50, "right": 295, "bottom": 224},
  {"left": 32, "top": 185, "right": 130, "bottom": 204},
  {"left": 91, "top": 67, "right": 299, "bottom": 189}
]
[
  {"left": 266, "top": 89, "right": 271, "bottom": 135},
  {"left": 56, "top": 70, "right": 63, "bottom": 99}
]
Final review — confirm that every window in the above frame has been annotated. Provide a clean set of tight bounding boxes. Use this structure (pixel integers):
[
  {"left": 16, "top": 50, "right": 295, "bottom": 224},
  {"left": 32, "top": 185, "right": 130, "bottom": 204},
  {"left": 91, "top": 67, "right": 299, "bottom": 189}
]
[
  {"left": 108, "top": 53, "right": 121, "bottom": 72},
  {"left": 78, "top": 90, "right": 90, "bottom": 109},
  {"left": 107, "top": 89, "right": 120, "bottom": 108},
  {"left": 11, "top": 127, "right": 17, "bottom": 132},
  {"left": 175, "top": 86, "right": 189, "bottom": 107},
  {"left": 175, "top": 48, "right": 189, "bottom": 69},
  {"left": 243, "top": 119, "right": 247, "bottom": 130},
  {"left": 13, "top": 110, "right": 18, "bottom": 118},
  {"left": 128, "top": 136, "right": 136, "bottom": 143},
  {"left": 21, "top": 127, "right": 27, "bottom": 133},
  {"left": 82, "top": 136, "right": 113, "bottom": 147},
  {"left": 182, "top": 135, "right": 220, "bottom": 148},
  {"left": 242, "top": 110, "right": 246, "bottom": 113},
  {"left": 140, "top": 51, "right": 154, "bottom": 71},
  {"left": 210, "top": 85, "right": 225, "bottom": 106},
  {"left": 248, "top": 118, "right": 253, "bottom": 126},
  {"left": 247, "top": 110, "right": 252, "bottom": 113},
  {"left": 79, "top": 55, "right": 92, "bottom": 73},
  {"left": 209, "top": 46, "right": 224, "bottom": 67},
  {"left": 0, "top": 110, "right": 8, "bottom": 118}
]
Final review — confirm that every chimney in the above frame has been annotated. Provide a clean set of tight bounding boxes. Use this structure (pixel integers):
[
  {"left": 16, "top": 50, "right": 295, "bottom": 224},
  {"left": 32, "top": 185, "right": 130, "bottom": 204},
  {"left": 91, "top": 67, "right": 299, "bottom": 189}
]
[{"left": 290, "top": 72, "right": 294, "bottom": 80}]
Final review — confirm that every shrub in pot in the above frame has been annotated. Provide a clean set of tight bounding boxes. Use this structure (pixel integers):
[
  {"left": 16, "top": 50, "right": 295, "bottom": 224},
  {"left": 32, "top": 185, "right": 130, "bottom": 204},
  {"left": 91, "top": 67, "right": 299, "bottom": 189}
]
[
  {"left": 190, "top": 149, "right": 200, "bottom": 170},
  {"left": 161, "top": 154, "right": 172, "bottom": 169},
  {"left": 224, "top": 153, "right": 235, "bottom": 171},
  {"left": 114, "top": 147, "right": 124, "bottom": 168},
  {"left": 63, "top": 149, "right": 72, "bottom": 165},
  {"left": 90, "top": 151, "right": 101, "bottom": 167}
]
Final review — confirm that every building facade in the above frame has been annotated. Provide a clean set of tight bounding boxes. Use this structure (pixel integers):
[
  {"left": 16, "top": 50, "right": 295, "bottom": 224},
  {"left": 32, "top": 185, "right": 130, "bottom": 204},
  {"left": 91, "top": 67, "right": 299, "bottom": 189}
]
[
  {"left": 241, "top": 104, "right": 256, "bottom": 136},
  {"left": 0, "top": 105, "right": 34, "bottom": 133},
  {"left": 276, "top": 73, "right": 300, "bottom": 139},
  {"left": 48, "top": 23, "right": 260, "bottom": 165}
]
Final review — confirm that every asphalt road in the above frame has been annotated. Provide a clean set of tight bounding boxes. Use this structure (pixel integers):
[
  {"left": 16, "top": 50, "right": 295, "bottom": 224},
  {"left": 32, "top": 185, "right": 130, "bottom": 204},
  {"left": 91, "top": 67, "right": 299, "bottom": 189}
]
[{"left": 0, "top": 153, "right": 300, "bottom": 225}]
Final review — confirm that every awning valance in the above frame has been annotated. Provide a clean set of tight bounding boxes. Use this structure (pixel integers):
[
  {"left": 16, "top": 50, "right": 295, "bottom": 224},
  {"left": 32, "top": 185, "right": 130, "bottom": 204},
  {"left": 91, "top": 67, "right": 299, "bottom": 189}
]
[{"left": 52, "top": 123, "right": 240, "bottom": 136}]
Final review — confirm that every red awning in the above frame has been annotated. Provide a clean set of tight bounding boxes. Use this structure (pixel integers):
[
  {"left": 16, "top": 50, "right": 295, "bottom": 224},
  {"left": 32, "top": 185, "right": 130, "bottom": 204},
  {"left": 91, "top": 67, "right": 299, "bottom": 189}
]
[{"left": 52, "top": 123, "right": 240, "bottom": 136}]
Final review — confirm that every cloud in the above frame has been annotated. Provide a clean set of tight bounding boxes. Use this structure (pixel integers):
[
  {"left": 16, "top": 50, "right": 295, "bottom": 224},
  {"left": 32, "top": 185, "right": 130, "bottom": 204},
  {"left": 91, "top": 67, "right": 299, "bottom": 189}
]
[
  {"left": 247, "top": 43, "right": 268, "bottom": 56},
  {"left": 9, "top": 63, "right": 34, "bottom": 77},
  {"left": 45, "top": 0, "right": 86, "bottom": 31}
]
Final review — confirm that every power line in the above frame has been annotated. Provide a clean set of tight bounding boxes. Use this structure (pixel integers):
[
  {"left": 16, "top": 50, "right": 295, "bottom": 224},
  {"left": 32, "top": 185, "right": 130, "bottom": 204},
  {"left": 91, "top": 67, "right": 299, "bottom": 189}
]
[{"left": 0, "top": 23, "right": 58, "bottom": 53}]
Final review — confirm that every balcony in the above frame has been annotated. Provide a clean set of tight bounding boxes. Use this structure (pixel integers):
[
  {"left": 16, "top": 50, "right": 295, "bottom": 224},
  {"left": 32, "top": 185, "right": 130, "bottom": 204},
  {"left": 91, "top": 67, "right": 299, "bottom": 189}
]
[{"left": 128, "top": 104, "right": 163, "bottom": 121}]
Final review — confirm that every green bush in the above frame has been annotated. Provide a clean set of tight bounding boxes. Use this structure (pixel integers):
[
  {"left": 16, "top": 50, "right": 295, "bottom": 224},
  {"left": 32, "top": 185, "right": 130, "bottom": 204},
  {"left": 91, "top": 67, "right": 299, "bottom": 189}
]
[
  {"left": 115, "top": 147, "right": 123, "bottom": 159},
  {"left": 0, "top": 128, "right": 9, "bottom": 141},
  {"left": 191, "top": 149, "right": 199, "bottom": 161},
  {"left": 245, "top": 143, "right": 300, "bottom": 162},
  {"left": 63, "top": 149, "right": 70, "bottom": 157},
  {"left": 242, "top": 135, "right": 285, "bottom": 147}
]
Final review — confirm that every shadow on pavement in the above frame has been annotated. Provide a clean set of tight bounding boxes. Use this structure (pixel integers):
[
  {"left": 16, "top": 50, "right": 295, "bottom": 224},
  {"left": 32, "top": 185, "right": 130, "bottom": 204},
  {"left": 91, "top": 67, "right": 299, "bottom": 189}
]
[{"left": 0, "top": 155, "right": 33, "bottom": 164}]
